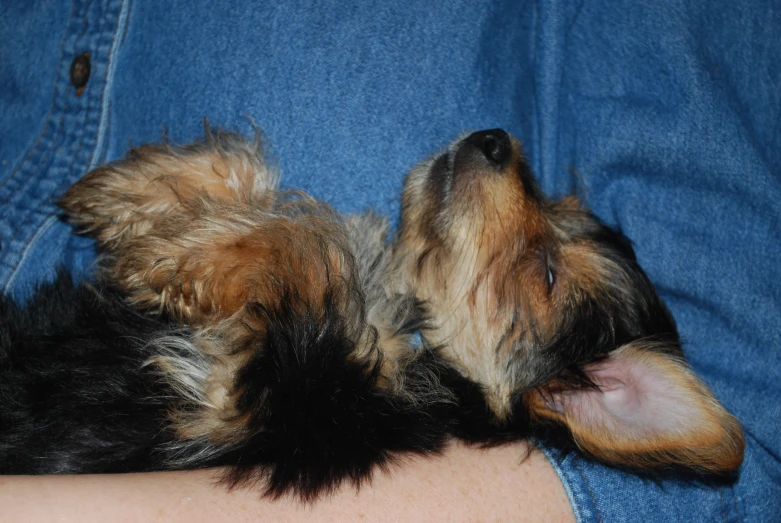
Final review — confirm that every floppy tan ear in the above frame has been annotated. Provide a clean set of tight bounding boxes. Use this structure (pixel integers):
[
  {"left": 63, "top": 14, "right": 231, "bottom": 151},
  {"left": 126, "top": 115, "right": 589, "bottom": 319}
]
[
  {"left": 525, "top": 340, "right": 745, "bottom": 474},
  {"left": 60, "top": 131, "right": 277, "bottom": 251}
]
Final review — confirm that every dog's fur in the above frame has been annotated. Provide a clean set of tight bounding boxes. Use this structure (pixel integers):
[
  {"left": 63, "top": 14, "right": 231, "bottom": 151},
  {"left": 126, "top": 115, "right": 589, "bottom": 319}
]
[
  {"left": 0, "top": 128, "right": 744, "bottom": 500},
  {"left": 392, "top": 129, "right": 744, "bottom": 473},
  {"left": 0, "top": 131, "right": 455, "bottom": 500}
]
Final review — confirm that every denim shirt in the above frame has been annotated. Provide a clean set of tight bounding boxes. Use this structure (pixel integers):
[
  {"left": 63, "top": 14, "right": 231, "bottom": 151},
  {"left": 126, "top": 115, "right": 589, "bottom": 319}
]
[{"left": 1, "top": 1, "right": 779, "bottom": 521}]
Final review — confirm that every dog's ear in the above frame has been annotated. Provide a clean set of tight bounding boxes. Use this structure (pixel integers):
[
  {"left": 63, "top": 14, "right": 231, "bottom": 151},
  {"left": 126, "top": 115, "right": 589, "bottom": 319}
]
[
  {"left": 525, "top": 340, "right": 744, "bottom": 474},
  {"left": 60, "top": 131, "right": 277, "bottom": 251}
]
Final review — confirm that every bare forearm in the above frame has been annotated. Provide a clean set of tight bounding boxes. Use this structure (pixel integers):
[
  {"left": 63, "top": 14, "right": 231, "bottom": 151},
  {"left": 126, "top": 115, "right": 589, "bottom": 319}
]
[{"left": 0, "top": 442, "right": 574, "bottom": 523}]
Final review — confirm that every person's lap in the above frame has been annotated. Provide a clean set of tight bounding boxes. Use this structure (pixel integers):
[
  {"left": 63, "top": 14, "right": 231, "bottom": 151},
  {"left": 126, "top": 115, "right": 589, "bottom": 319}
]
[{"left": 1, "top": 1, "right": 778, "bottom": 520}]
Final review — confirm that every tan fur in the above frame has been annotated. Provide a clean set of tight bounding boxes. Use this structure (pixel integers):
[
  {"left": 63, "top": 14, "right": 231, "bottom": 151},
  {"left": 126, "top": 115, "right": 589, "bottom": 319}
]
[
  {"left": 111, "top": 201, "right": 350, "bottom": 325},
  {"left": 60, "top": 131, "right": 351, "bottom": 328},
  {"left": 63, "top": 128, "right": 743, "bottom": 474},
  {"left": 393, "top": 141, "right": 560, "bottom": 417},
  {"left": 61, "top": 129, "right": 276, "bottom": 251},
  {"left": 393, "top": 139, "right": 653, "bottom": 414},
  {"left": 524, "top": 343, "right": 745, "bottom": 473},
  {"left": 392, "top": 130, "right": 744, "bottom": 472},
  {"left": 61, "top": 131, "right": 422, "bottom": 449}
]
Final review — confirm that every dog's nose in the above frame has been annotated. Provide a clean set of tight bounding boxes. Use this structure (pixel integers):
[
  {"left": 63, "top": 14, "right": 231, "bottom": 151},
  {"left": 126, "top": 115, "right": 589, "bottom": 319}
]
[{"left": 464, "top": 129, "right": 511, "bottom": 168}]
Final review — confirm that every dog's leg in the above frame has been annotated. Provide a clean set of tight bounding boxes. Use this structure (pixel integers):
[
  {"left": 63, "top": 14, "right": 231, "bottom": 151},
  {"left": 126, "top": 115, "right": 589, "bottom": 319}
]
[{"left": 60, "top": 130, "right": 277, "bottom": 251}]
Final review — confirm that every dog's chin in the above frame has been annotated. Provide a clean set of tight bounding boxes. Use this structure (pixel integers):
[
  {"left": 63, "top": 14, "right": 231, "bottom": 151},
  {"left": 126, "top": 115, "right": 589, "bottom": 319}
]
[{"left": 425, "top": 152, "right": 451, "bottom": 209}]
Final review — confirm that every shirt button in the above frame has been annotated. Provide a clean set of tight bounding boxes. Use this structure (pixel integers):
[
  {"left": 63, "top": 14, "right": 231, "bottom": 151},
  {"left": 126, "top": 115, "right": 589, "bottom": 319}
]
[{"left": 70, "top": 52, "right": 91, "bottom": 96}]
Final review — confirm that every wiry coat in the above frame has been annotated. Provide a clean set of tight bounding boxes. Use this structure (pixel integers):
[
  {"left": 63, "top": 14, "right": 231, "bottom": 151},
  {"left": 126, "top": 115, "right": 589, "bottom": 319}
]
[
  {"left": 393, "top": 129, "right": 744, "bottom": 475},
  {"left": 0, "top": 132, "right": 455, "bottom": 500},
  {"left": 0, "top": 129, "right": 745, "bottom": 501},
  {"left": 0, "top": 276, "right": 177, "bottom": 474}
]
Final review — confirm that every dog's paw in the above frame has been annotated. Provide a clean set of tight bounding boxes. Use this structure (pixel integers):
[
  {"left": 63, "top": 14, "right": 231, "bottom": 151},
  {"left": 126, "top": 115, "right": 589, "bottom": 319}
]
[{"left": 60, "top": 129, "right": 277, "bottom": 251}]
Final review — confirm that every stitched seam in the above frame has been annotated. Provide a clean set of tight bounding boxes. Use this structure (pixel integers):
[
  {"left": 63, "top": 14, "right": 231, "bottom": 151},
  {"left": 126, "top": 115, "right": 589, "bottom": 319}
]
[
  {"left": 717, "top": 487, "right": 727, "bottom": 522},
  {"left": 56, "top": 0, "right": 110, "bottom": 190},
  {"left": 51, "top": 0, "right": 116, "bottom": 198},
  {"left": 732, "top": 489, "right": 741, "bottom": 522},
  {"left": 53, "top": 143, "right": 88, "bottom": 197},
  {"left": 54, "top": 0, "right": 119, "bottom": 197},
  {"left": 1, "top": 215, "right": 59, "bottom": 294},
  {"left": 1, "top": 99, "right": 88, "bottom": 279},
  {"left": 2, "top": 0, "right": 119, "bottom": 292},
  {"left": 0, "top": 97, "right": 70, "bottom": 209},
  {"left": 2, "top": 0, "right": 94, "bottom": 207},
  {"left": 0, "top": 0, "right": 99, "bottom": 207},
  {"left": 575, "top": 461, "right": 603, "bottom": 523},
  {"left": 0, "top": 2, "right": 77, "bottom": 191},
  {"left": 89, "top": 0, "right": 127, "bottom": 169},
  {"left": 46, "top": 0, "right": 102, "bottom": 197},
  {"left": 1, "top": 0, "right": 93, "bottom": 202},
  {"left": 1, "top": 209, "right": 60, "bottom": 294}
]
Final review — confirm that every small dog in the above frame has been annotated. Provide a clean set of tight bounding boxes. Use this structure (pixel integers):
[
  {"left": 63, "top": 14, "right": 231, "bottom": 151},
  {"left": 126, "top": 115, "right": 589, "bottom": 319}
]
[
  {"left": 0, "top": 129, "right": 744, "bottom": 501},
  {"left": 0, "top": 130, "right": 455, "bottom": 500},
  {"left": 392, "top": 129, "right": 744, "bottom": 474}
]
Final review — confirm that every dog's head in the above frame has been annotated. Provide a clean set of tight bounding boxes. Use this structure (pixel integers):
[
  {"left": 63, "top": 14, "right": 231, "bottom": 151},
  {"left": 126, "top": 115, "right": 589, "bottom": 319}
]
[{"left": 395, "top": 129, "right": 744, "bottom": 473}]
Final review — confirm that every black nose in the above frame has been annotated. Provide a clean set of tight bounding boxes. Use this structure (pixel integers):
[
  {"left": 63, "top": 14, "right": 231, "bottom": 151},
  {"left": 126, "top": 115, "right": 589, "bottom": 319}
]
[{"left": 464, "top": 129, "right": 511, "bottom": 168}]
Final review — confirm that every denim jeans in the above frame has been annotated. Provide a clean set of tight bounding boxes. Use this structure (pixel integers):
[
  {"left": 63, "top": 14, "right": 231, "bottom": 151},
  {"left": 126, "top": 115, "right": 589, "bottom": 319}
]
[{"left": 1, "top": 1, "right": 779, "bottom": 521}]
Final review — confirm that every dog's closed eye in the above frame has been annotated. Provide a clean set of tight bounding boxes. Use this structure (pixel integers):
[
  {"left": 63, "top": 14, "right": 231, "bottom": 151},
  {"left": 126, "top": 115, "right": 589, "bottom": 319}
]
[{"left": 395, "top": 128, "right": 744, "bottom": 475}]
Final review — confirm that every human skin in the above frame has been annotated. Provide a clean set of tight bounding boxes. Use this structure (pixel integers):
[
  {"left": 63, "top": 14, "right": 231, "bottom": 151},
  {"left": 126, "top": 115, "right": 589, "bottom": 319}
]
[{"left": 0, "top": 441, "right": 574, "bottom": 522}]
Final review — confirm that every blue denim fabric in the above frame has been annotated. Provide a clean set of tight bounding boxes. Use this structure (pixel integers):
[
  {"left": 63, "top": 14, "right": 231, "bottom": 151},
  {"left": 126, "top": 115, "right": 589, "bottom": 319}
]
[{"left": 1, "top": 1, "right": 779, "bottom": 521}]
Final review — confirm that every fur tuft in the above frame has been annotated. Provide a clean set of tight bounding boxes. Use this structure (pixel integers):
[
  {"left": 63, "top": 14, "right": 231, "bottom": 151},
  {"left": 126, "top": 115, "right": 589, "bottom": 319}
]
[
  {"left": 0, "top": 271, "right": 179, "bottom": 474},
  {"left": 176, "top": 289, "right": 454, "bottom": 500},
  {"left": 394, "top": 129, "right": 745, "bottom": 475}
]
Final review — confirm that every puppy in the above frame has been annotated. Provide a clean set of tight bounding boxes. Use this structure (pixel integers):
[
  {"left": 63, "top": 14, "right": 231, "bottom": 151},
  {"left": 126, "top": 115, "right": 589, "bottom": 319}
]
[
  {"left": 0, "top": 128, "right": 743, "bottom": 501},
  {"left": 0, "top": 130, "right": 454, "bottom": 500},
  {"left": 392, "top": 129, "right": 744, "bottom": 474}
]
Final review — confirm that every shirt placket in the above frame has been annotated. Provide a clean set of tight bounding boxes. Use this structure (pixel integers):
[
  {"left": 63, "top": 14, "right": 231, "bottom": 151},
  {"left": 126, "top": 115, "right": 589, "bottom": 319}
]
[{"left": 0, "top": 0, "right": 126, "bottom": 291}]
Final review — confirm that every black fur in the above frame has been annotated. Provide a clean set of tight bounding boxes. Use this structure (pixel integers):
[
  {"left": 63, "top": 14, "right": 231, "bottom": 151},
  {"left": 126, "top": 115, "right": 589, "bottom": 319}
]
[
  {"left": 0, "top": 272, "right": 455, "bottom": 500},
  {"left": 199, "top": 290, "right": 455, "bottom": 500},
  {"left": 0, "top": 273, "right": 178, "bottom": 474},
  {"left": 428, "top": 218, "right": 679, "bottom": 444}
]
